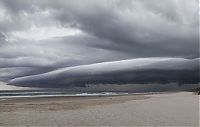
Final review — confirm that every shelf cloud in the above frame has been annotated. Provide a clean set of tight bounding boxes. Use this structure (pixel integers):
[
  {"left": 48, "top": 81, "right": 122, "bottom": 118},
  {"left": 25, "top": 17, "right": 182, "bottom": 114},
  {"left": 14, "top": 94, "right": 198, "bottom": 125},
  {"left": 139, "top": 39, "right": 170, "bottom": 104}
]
[
  {"left": 0, "top": 0, "right": 199, "bottom": 89},
  {"left": 9, "top": 58, "right": 199, "bottom": 88}
]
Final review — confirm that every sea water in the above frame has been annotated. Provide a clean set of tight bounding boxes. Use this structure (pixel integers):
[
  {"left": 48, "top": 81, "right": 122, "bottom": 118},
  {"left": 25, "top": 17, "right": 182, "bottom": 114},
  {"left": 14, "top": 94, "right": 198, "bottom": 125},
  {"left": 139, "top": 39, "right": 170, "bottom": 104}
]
[{"left": 0, "top": 90, "right": 128, "bottom": 99}]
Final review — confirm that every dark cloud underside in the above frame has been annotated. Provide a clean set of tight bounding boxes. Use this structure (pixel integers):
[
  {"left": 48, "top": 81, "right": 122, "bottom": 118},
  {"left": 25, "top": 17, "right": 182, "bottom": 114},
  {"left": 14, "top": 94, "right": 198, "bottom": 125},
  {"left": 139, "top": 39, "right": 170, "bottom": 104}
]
[{"left": 0, "top": 0, "right": 199, "bottom": 88}]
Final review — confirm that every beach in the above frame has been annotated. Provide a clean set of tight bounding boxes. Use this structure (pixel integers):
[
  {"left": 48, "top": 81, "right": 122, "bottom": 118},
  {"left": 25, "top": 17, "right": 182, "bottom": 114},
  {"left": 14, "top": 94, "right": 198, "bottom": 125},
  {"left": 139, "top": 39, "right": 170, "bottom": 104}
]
[{"left": 0, "top": 92, "right": 199, "bottom": 126}]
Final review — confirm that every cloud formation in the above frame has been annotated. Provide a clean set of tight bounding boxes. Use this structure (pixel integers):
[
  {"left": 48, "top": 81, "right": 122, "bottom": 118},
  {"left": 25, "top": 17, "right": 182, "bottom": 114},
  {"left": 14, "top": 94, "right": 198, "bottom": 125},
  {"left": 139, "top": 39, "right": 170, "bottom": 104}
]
[
  {"left": 9, "top": 58, "right": 199, "bottom": 88},
  {"left": 0, "top": 0, "right": 199, "bottom": 89}
]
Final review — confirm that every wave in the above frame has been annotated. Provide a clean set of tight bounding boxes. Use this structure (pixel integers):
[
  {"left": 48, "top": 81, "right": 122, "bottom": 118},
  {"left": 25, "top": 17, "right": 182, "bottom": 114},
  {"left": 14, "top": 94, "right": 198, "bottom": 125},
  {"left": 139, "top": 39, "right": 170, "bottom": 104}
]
[{"left": 0, "top": 91, "right": 129, "bottom": 99}]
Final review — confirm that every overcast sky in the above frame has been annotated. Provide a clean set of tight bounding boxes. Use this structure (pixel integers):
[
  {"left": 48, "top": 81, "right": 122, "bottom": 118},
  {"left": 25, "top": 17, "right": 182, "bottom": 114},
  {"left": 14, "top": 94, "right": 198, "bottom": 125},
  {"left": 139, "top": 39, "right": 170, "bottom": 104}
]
[{"left": 0, "top": 0, "right": 199, "bottom": 88}]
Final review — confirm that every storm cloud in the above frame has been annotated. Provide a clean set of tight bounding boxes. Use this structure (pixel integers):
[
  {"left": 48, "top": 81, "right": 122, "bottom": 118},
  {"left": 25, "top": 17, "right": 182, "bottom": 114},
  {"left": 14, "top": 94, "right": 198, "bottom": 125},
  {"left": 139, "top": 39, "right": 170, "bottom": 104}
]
[
  {"left": 9, "top": 58, "right": 199, "bottom": 88},
  {"left": 0, "top": 0, "right": 199, "bottom": 89}
]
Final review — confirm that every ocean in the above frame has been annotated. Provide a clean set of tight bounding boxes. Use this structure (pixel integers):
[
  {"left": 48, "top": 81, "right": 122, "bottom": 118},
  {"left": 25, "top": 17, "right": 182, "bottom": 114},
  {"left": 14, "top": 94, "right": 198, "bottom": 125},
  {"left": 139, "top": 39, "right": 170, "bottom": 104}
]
[{"left": 0, "top": 90, "right": 129, "bottom": 99}]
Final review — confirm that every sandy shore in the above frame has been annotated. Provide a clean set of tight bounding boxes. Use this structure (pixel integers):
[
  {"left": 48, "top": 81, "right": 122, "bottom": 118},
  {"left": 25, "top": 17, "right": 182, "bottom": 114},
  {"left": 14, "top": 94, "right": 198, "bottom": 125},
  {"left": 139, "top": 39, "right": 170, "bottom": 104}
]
[{"left": 0, "top": 92, "right": 199, "bottom": 126}]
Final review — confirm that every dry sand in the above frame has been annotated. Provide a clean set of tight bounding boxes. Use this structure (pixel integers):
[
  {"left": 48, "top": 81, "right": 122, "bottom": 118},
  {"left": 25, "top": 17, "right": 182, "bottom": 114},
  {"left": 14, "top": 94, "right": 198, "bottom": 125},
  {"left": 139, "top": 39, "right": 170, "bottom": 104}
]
[{"left": 0, "top": 92, "right": 199, "bottom": 126}]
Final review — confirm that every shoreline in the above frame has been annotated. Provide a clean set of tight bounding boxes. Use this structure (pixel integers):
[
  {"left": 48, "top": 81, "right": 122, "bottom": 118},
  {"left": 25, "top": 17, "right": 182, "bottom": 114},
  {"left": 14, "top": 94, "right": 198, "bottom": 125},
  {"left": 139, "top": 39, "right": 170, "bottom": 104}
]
[
  {"left": 0, "top": 90, "right": 182, "bottom": 100},
  {"left": 0, "top": 93, "right": 149, "bottom": 104}
]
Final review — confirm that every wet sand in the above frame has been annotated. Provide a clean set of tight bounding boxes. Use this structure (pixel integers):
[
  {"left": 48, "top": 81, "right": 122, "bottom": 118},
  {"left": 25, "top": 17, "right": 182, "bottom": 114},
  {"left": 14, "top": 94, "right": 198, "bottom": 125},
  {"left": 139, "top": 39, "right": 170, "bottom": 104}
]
[{"left": 0, "top": 92, "right": 199, "bottom": 126}]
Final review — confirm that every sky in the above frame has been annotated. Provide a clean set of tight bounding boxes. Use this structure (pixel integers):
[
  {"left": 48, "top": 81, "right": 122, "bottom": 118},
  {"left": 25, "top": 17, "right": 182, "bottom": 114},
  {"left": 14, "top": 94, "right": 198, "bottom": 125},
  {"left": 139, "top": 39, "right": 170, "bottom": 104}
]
[{"left": 0, "top": 0, "right": 199, "bottom": 89}]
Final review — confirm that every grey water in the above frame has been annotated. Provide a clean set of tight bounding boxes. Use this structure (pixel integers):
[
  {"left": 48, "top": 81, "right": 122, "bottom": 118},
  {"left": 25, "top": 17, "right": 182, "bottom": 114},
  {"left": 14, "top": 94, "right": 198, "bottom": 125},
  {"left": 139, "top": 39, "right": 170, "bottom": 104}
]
[
  {"left": 0, "top": 89, "right": 128, "bottom": 99},
  {"left": 0, "top": 83, "right": 198, "bottom": 99}
]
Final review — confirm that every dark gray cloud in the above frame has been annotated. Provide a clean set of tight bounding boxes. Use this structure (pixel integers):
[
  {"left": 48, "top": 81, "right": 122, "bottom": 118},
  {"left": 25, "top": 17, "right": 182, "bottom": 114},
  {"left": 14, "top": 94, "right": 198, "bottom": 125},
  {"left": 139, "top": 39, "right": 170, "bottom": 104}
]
[
  {"left": 0, "top": 32, "right": 7, "bottom": 46},
  {"left": 8, "top": 58, "right": 199, "bottom": 88},
  {"left": 0, "top": 32, "right": 6, "bottom": 41},
  {"left": 0, "top": 67, "right": 51, "bottom": 82},
  {"left": 0, "top": 0, "right": 199, "bottom": 89},
  {"left": 0, "top": 0, "right": 198, "bottom": 58}
]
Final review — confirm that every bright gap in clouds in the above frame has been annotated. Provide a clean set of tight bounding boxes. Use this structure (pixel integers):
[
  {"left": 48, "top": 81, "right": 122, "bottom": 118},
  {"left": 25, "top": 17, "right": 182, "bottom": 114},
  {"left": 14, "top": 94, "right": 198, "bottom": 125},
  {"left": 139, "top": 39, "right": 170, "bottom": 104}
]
[
  {"left": 0, "top": 81, "right": 34, "bottom": 90},
  {"left": 12, "top": 25, "right": 82, "bottom": 40}
]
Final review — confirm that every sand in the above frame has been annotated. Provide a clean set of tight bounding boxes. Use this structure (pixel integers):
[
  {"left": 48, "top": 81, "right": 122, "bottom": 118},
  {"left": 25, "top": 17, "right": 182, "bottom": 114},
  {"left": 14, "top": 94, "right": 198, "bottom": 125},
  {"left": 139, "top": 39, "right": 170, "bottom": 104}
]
[{"left": 0, "top": 92, "right": 199, "bottom": 126}]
